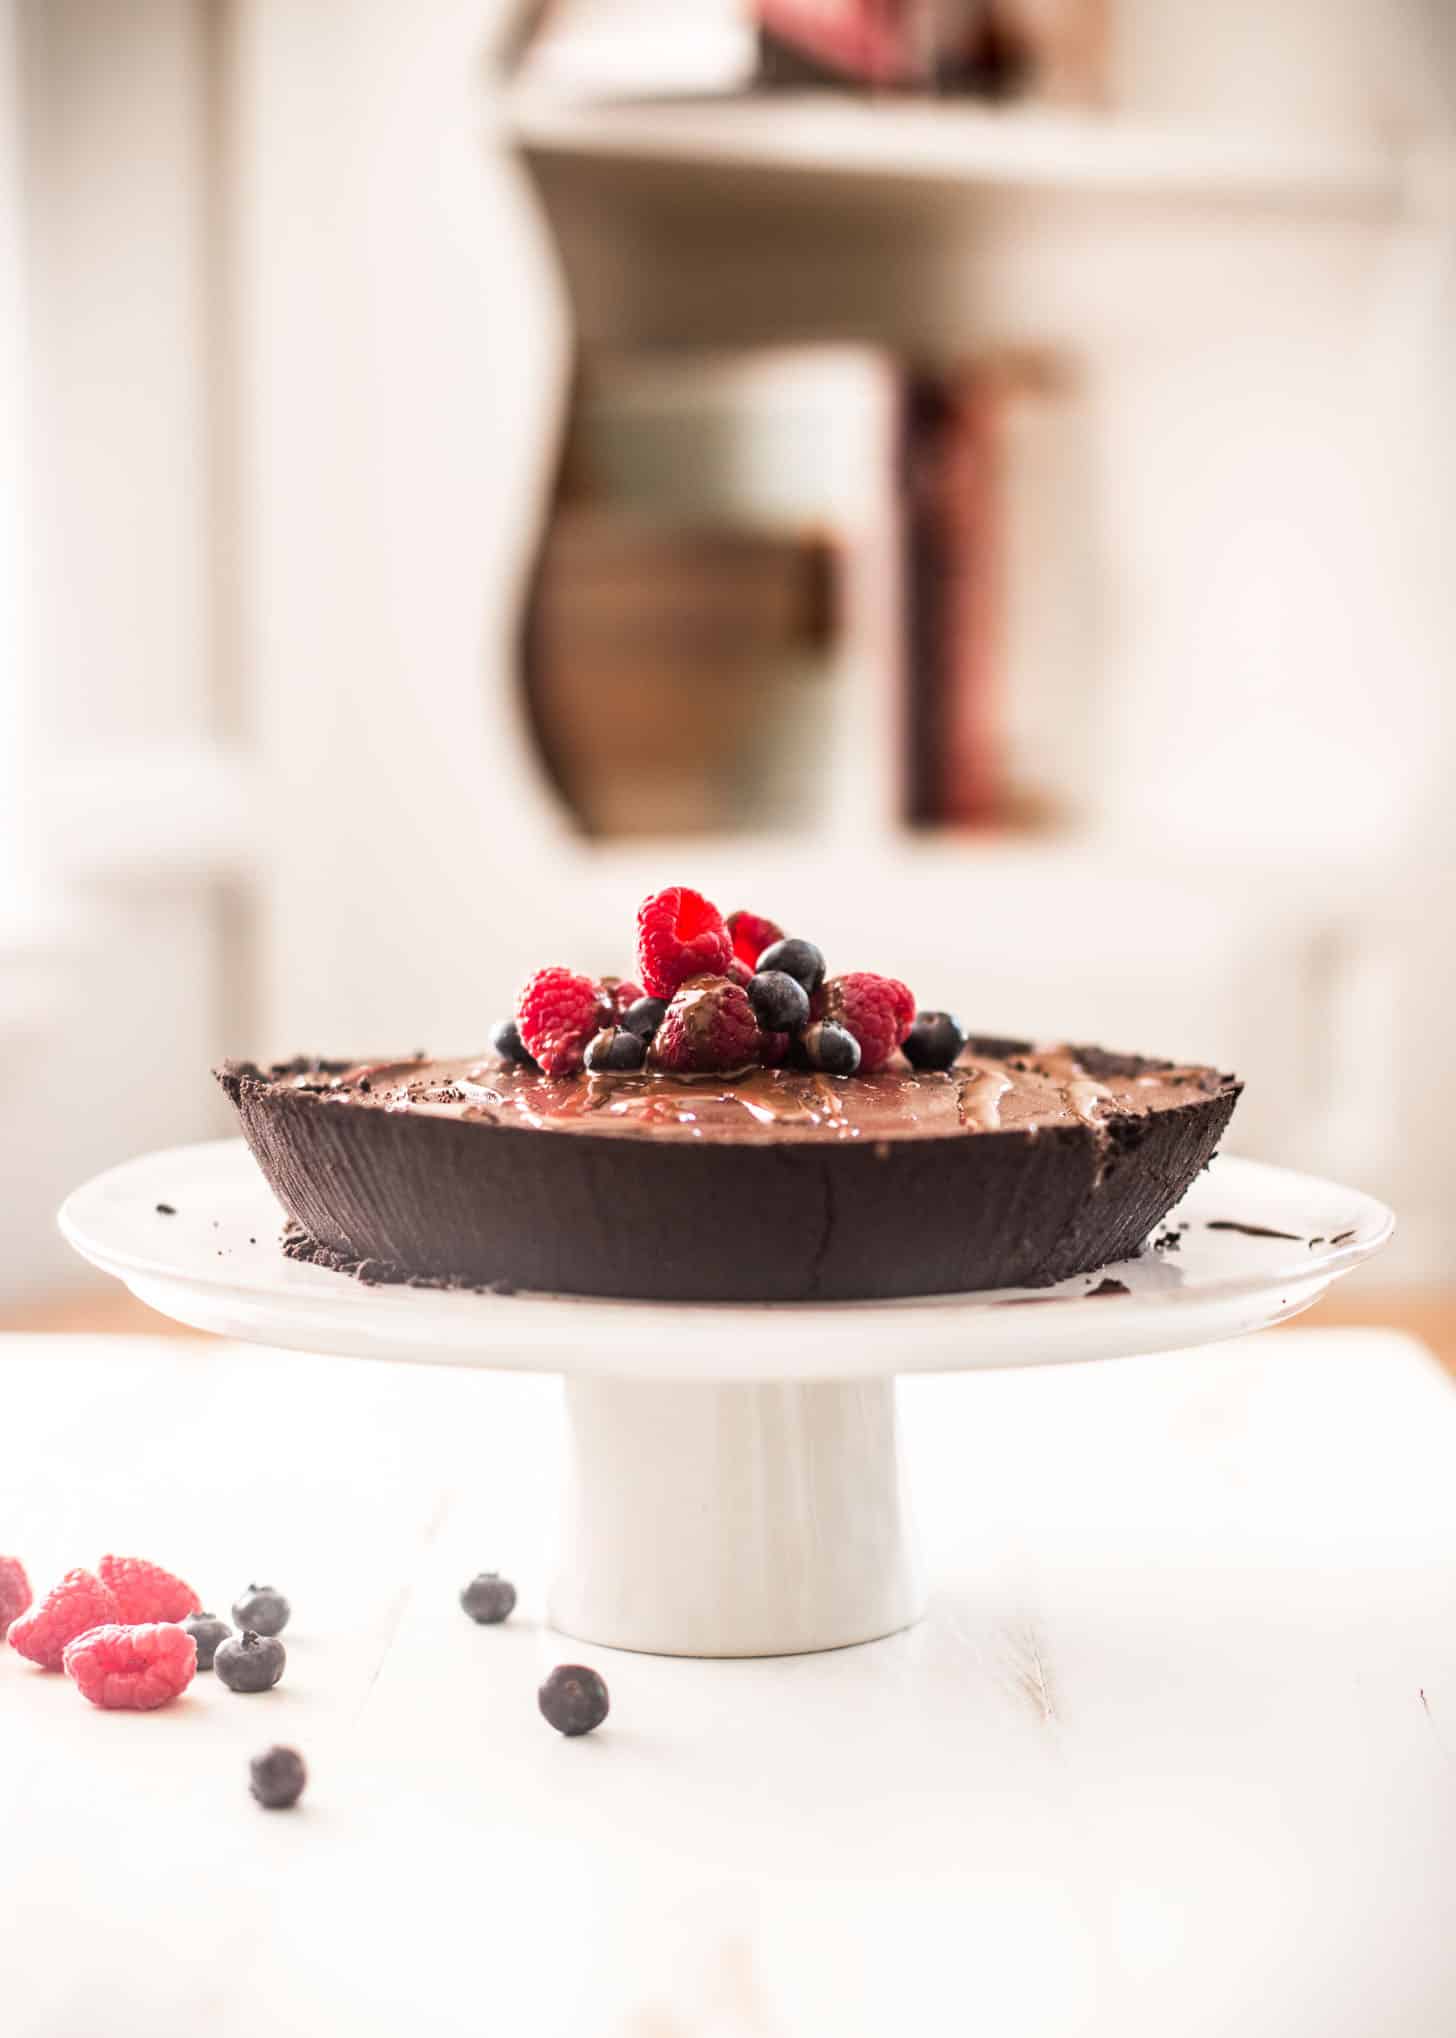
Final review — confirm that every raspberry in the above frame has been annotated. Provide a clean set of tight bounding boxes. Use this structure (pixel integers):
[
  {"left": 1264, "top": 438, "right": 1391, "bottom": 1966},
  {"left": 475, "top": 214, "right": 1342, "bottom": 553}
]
[
  {"left": 649, "top": 975, "right": 761, "bottom": 1075},
  {"left": 516, "top": 967, "right": 606, "bottom": 1076},
  {"left": 759, "top": 1029, "right": 791, "bottom": 1067},
  {"left": 725, "top": 910, "right": 783, "bottom": 973},
  {"left": 725, "top": 955, "right": 754, "bottom": 989},
  {"left": 63, "top": 1622, "right": 197, "bottom": 1710},
  {"left": 811, "top": 972, "right": 916, "bottom": 1074},
  {"left": 98, "top": 1554, "right": 201, "bottom": 1626},
  {"left": 0, "top": 1555, "right": 31, "bottom": 1637},
  {"left": 635, "top": 888, "right": 732, "bottom": 1000},
  {"left": 596, "top": 976, "right": 644, "bottom": 1020},
  {"left": 8, "top": 1568, "right": 120, "bottom": 1671}
]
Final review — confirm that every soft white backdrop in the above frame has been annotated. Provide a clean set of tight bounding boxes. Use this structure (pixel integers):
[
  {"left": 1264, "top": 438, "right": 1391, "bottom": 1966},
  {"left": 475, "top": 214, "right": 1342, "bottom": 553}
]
[{"left": 4, "top": 0, "right": 1453, "bottom": 1301}]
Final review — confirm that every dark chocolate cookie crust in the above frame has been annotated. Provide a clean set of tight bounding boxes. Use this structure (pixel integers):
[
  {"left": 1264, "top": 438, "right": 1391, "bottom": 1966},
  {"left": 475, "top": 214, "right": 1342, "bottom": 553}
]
[{"left": 216, "top": 1045, "right": 1240, "bottom": 1304}]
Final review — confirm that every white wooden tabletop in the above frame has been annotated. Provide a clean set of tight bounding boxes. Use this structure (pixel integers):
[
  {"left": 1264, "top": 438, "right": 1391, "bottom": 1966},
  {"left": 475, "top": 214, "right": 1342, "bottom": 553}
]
[{"left": 2, "top": 1327, "right": 1454, "bottom": 2038}]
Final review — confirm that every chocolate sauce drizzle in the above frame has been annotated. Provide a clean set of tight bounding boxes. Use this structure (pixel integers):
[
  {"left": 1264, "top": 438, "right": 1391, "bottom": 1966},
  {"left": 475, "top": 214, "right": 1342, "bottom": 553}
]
[{"left": 313, "top": 1045, "right": 1225, "bottom": 1148}]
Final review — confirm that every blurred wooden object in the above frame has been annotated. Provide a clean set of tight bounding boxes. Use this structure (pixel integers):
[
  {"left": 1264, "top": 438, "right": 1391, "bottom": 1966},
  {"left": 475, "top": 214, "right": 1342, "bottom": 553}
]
[{"left": 524, "top": 515, "right": 835, "bottom": 835}]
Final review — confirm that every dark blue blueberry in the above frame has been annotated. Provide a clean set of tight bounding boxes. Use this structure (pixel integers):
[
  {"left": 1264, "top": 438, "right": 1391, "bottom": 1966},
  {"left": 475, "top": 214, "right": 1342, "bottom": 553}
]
[
  {"left": 249, "top": 1745, "right": 307, "bottom": 1809},
  {"left": 746, "top": 969, "right": 810, "bottom": 1035},
  {"left": 538, "top": 1663, "right": 610, "bottom": 1737},
  {"left": 215, "top": 1630, "right": 286, "bottom": 1693},
  {"left": 754, "top": 938, "right": 825, "bottom": 996},
  {"left": 182, "top": 1611, "right": 232, "bottom": 1672},
  {"left": 583, "top": 1027, "right": 645, "bottom": 1073},
  {"left": 232, "top": 1584, "right": 290, "bottom": 1637},
  {"left": 901, "top": 1010, "right": 965, "bottom": 1072},
  {"left": 620, "top": 996, "right": 667, "bottom": 1039},
  {"left": 491, "top": 1017, "right": 536, "bottom": 1067},
  {"left": 803, "top": 1020, "right": 860, "bottom": 1076},
  {"left": 460, "top": 1571, "right": 517, "bottom": 1624}
]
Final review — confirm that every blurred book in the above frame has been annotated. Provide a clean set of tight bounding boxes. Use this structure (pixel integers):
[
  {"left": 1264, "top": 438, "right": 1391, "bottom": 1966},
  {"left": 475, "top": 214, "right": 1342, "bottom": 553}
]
[{"left": 904, "top": 348, "right": 1089, "bottom": 827}]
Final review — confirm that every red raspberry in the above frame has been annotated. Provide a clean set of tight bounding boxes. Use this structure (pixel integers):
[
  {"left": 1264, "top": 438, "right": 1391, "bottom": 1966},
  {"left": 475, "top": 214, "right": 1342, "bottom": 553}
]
[
  {"left": 0, "top": 1555, "right": 32, "bottom": 1637},
  {"left": 725, "top": 910, "right": 783, "bottom": 973},
  {"left": 597, "top": 977, "right": 644, "bottom": 1021},
  {"left": 758, "top": 1030, "right": 791, "bottom": 1067},
  {"left": 63, "top": 1622, "right": 197, "bottom": 1710},
  {"left": 516, "top": 967, "right": 605, "bottom": 1075},
  {"left": 886, "top": 978, "right": 916, "bottom": 1036},
  {"left": 724, "top": 955, "right": 754, "bottom": 989},
  {"left": 8, "top": 1568, "right": 120, "bottom": 1671},
  {"left": 811, "top": 973, "right": 917, "bottom": 1075},
  {"left": 635, "top": 888, "right": 732, "bottom": 1000},
  {"left": 98, "top": 1554, "right": 201, "bottom": 1626},
  {"left": 650, "top": 975, "right": 761, "bottom": 1074}
]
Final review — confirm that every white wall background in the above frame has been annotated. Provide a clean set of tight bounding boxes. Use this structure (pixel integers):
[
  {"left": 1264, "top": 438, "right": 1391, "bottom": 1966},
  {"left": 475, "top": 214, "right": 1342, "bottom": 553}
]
[{"left": 4, "top": 0, "right": 1452, "bottom": 1301}]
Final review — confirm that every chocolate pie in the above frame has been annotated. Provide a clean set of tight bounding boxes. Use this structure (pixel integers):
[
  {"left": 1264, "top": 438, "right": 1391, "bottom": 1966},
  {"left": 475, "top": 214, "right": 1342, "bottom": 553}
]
[{"left": 216, "top": 1042, "right": 1239, "bottom": 1303}]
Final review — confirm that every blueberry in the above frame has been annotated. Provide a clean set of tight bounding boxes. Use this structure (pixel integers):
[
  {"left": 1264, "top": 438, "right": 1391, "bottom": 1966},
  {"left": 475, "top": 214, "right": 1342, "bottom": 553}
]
[
  {"left": 902, "top": 1011, "right": 965, "bottom": 1072},
  {"left": 249, "top": 1744, "right": 307, "bottom": 1810},
  {"left": 491, "top": 1017, "right": 535, "bottom": 1067},
  {"left": 620, "top": 996, "right": 667, "bottom": 1040},
  {"left": 232, "top": 1584, "right": 290, "bottom": 1637},
  {"left": 803, "top": 1020, "right": 860, "bottom": 1076},
  {"left": 215, "top": 1630, "right": 286, "bottom": 1693},
  {"left": 460, "top": 1571, "right": 517, "bottom": 1624},
  {"left": 746, "top": 969, "right": 810, "bottom": 1035},
  {"left": 755, "top": 938, "right": 825, "bottom": 996},
  {"left": 583, "top": 1026, "right": 645, "bottom": 1073},
  {"left": 538, "top": 1663, "right": 610, "bottom": 1737},
  {"left": 182, "top": 1611, "right": 232, "bottom": 1672}
]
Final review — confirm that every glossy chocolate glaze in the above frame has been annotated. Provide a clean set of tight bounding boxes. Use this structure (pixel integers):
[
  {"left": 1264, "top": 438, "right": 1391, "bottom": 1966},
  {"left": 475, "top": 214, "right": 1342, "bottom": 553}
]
[{"left": 269, "top": 1045, "right": 1229, "bottom": 1148}]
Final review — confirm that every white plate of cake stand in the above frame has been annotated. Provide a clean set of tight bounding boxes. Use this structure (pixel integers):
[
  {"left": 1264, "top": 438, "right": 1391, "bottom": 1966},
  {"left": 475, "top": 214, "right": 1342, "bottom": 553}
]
[{"left": 60, "top": 1140, "right": 1392, "bottom": 1660}]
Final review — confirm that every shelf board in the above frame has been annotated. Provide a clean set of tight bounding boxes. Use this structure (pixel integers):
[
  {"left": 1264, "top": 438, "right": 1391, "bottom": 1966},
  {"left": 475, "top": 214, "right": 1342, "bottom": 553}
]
[{"left": 503, "top": 91, "right": 1404, "bottom": 212}]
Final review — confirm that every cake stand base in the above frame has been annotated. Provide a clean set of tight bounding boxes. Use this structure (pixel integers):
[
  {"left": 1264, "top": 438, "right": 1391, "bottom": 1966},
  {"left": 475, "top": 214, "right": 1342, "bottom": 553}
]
[{"left": 550, "top": 1377, "right": 924, "bottom": 1657}]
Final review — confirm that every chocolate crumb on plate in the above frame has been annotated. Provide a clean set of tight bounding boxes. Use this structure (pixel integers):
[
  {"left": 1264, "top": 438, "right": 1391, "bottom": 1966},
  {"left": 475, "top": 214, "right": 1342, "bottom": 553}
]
[
  {"left": 1207, "top": 1219, "right": 1302, "bottom": 1242},
  {"left": 1331, "top": 1228, "right": 1358, "bottom": 1246},
  {"left": 1087, "top": 1277, "right": 1131, "bottom": 1297},
  {"left": 155, "top": 1202, "right": 176, "bottom": 1216}
]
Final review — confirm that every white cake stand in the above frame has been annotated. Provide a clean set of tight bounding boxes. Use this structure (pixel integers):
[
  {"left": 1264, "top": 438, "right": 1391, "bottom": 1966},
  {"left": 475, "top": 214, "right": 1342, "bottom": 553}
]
[{"left": 60, "top": 1141, "right": 1391, "bottom": 1659}]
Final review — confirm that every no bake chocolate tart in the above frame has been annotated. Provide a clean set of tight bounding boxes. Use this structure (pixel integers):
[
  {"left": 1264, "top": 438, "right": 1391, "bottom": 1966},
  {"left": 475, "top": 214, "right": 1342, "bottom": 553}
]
[
  {"left": 217, "top": 885, "right": 1239, "bottom": 1303},
  {"left": 216, "top": 1042, "right": 1239, "bottom": 1304}
]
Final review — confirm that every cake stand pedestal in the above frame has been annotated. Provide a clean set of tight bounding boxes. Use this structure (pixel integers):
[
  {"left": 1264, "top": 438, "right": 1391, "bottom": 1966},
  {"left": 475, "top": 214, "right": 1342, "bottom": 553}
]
[
  {"left": 555, "top": 1377, "right": 920, "bottom": 1654},
  {"left": 60, "top": 1143, "right": 1391, "bottom": 1658}
]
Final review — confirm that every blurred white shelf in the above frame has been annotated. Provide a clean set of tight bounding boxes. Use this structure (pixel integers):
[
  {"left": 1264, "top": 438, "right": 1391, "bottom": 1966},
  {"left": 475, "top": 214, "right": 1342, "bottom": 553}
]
[{"left": 505, "top": 92, "right": 1405, "bottom": 213}]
